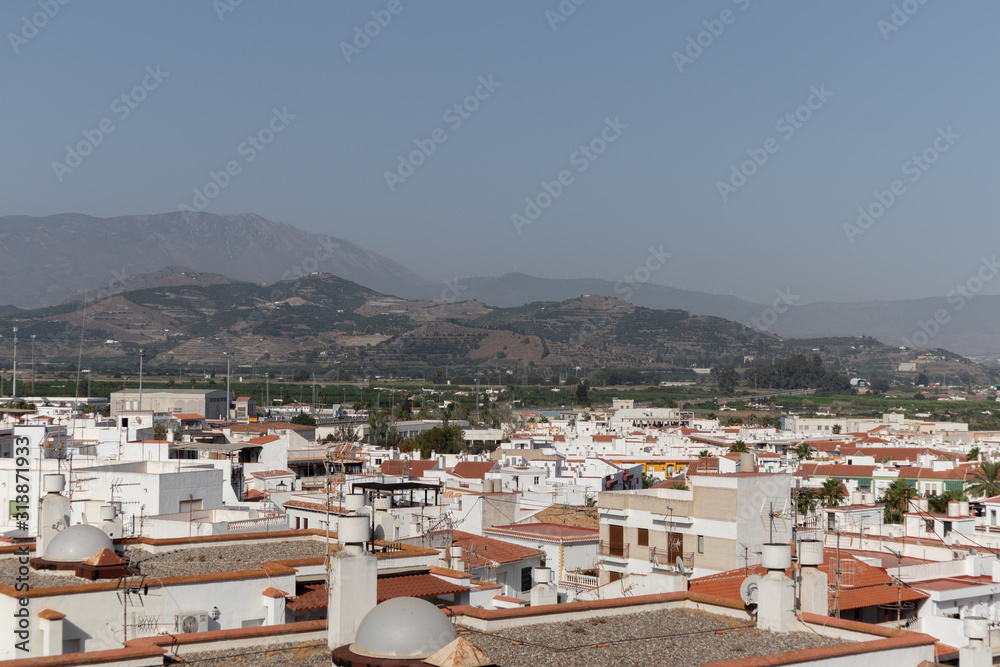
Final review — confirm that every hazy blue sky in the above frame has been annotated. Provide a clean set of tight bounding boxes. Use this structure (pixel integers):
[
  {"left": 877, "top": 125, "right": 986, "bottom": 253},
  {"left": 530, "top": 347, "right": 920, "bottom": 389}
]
[{"left": 2, "top": 1, "right": 996, "bottom": 304}]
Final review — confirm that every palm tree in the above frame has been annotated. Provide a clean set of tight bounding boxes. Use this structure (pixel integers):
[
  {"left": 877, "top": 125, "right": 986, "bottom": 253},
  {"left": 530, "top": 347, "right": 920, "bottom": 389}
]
[
  {"left": 796, "top": 489, "right": 818, "bottom": 516},
  {"left": 795, "top": 442, "right": 812, "bottom": 460},
  {"left": 729, "top": 440, "right": 748, "bottom": 453},
  {"left": 832, "top": 424, "right": 841, "bottom": 435},
  {"left": 697, "top": 450, "right": 711, "bottom": 458},
  {"left": 881, "top": 479, "right": 919, "bottom": 523},
  {"left": 966, "top": 461, "right": 1000, "bottom": 499},
  {"left": 927, "top": 489, "right": 968, "bottom": 514},
  {"left": 819, "top": 478, "right": 845, "bottom": 508}
]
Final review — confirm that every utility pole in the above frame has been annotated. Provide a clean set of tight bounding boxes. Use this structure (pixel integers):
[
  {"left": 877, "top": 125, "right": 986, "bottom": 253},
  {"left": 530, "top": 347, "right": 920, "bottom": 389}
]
[
  {"left": 30, "top": 334, "right": 35, "bottom": 394},
  {"left": 225, "top": 352, "right": 231, "bottom": 419},
  {"left": 11, "top": 327, "right": 17, "bottom": 399},
  {"left": 138, "top": 349, "right": 145, "bottom": 411}
]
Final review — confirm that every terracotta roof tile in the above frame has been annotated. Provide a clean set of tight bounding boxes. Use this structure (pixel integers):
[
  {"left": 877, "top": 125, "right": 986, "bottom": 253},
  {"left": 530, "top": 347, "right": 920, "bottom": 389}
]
[
  {"left": 82, "top": 548, "right": 126, "bottom": 567},
  {"left": 452, "top": 461, "right": 499, "bottom": 479},
  {"left": 452, "top": 530, "right": 544, "bottom": 567},
  {"left": 381, "top": 459, "right": 438, "bottom": 477}
]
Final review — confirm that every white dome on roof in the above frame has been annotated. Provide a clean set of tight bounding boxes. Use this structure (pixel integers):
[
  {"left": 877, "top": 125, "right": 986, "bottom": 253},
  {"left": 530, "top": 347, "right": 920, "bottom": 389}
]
[
  {"left": 44, "top": 524, "right": 114, "bottom": 562},
  {"left": 352, "top": 597, "right": 457, "bottom": 659}
]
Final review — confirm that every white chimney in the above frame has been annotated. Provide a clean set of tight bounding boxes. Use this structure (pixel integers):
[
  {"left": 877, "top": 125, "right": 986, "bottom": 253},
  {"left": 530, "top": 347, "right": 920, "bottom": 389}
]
[
  {"left": 960, "top": 616, "right": 991, "bottom": 667},
  {"left": 797, "top": 540, "right": 828, "bottom": 616},
  {"left": 529, "top": 567, "right": 558, "bottom": 607},
  {"left": 449, "top": 545, "right": 464, "bottom": 572},
  {"left": 328, "top": 516, "right": 377, "bottom": 650},
  {"left": 757, "top": 544, "right": 797, "bottom": 632},
  {"left": 37, "top": 474, "right": 71, "bottom": 559}
]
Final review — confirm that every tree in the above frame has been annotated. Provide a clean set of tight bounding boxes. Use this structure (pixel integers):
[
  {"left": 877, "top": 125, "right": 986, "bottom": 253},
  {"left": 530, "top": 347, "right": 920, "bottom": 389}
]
[
  {"left": 332, "top": 423, "right": 359, "bottom": 442},
  {"left": 796, "top": 489, "right": 818, "bottom": 516},
  {"left": 915, "top": 373, "right": 929, "bottom": 387},
  {"left": 291, "top": 412, "right": 317, "bottom": 426},
  {"left": 967, "top": 446, "right": 981, "bottom": 462},
  {"left": 966, "top": 461, "right": 1000, "bottom": 499},
  {"left": 881, "top": 479, "right": 919, "bottom": 523},
  {"left": 913, "top": 393, "right": 926, "bottom": 401},
  {"left": 368, "top": 409, "right": 401, "bottom": 449},
  {"left": 697, "top": 450, "right": 711, "bottom": 458},
  {"left": 927, "top": 489, "right": 968, "bottom": 514},
  {"left": 795, "top": 442, "right": 812, "bottom": 460},
  {"left": 728, "top": 440, "right": 748, "bottom": 453},
  {"left": 832, "top": 424, "right": 841, "bottom": 435},
  {"left": 869, "top": 375, "right": 890, "bottom": 394},
  {"left": 575, "top": 381, "right": 589, "bottom": 404},
  {"left": 710, "top": 365, "right": 739, "bottom": 394},
  {"left": 153, "top": 424, "right": 167, "bottom": 441},
  {"left": 642, "top": 474, "right": 663, "bottom": 489},
  {"left": 819, "top": 478, "right": 846, "bottom": 508}
]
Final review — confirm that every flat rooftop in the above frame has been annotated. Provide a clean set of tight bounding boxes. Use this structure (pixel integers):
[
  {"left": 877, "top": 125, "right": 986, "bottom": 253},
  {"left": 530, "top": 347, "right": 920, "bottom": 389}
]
[
  {"left": 172, "top": 640, "right": 329, "bottom": 666},
  {"left": 463, "top": 608, "right": 844, "bottom": 667},
  {"left": 127, "top": 539, "right": 329, "bottom": 578}
]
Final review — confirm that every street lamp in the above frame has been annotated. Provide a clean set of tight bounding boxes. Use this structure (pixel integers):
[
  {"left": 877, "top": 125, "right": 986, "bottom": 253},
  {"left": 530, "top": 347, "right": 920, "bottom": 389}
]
[
  {"left": 224, "top": 352, "right": 231, "bottom": 420},
  {"left": 138, "top": 349, "right": 145, "bottom": 411},
  {"left": 11, "top": 327, "right": 17, "bottom": 399},
  {"left": 30, "top": 335, "right": 35, "bottom": 395}
]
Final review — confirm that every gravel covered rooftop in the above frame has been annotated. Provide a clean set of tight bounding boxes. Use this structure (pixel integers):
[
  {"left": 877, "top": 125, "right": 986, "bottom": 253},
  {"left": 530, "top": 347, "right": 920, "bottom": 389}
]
[
  {"left": 174, "top": 640, "right": 330, "bottom": 666},
  {"left": 463, "top": 608, "right": 846, "bottom": 667},
  {"left": 127, "top": 539, "right": 329, "bottom": 578}
]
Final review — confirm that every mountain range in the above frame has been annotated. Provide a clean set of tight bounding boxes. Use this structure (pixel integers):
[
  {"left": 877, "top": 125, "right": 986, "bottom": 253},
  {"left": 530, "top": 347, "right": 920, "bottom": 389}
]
[{"left": 1, "top": 212, "right": 998, "bottom": 361}]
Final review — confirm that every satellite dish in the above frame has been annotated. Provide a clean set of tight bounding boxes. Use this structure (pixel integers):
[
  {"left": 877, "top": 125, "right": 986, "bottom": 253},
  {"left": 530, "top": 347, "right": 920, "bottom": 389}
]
[
  {"left": 970, "top": 548, "right": 979, "bottom": 556},
  {"left": 740, "top": 574, "right": 761, "bottom": 606},
  {"left": 248, "top": 509, "right": 259, "bottom": 520},
  {"left": 675, "top": 556, "right": 687, "bottom": 575}
]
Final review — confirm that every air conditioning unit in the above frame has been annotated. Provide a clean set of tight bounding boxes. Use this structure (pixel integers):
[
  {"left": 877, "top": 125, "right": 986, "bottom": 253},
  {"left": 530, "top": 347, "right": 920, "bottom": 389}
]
[{"left": 175, "top": 612, "right": 209, "bottom": 633}]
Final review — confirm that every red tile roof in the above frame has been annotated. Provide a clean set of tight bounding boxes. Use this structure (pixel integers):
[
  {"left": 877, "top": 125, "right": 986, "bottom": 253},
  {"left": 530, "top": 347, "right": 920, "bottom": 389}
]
[
  {"left": 246, "top": 435, "right": 280, "bottom": 445},
  {"left": 287, "top": 574, "right": 468, "bottom": 611},
  {"left": 381, "top": 459, "right": 438, "bottom": 477},
  {"left": 689, "top": 549, "right": 928, "bottom": 613},
  {"left": 484, "top": 523, "right": 598, "bottom": 543},
  {"left": 173, "top": 413, "right": 205, "bottom": 421},
  {"left": 82, "top": 548, "right": 126, "bottom": 567},
  {"left": 452, "top": 530, "right": 544, "bottom": 567},
  {"left": 452, "top": 461, "right": 499, "bottom": 479}
]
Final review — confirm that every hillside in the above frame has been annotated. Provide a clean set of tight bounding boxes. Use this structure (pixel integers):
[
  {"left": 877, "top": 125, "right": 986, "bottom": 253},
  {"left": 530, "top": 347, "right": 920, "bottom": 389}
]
[
  {"left": 0, "top": 274, "right": 978, "bottom": 383},
  {"left": 0, "top": 211, "right": 431, "bottom": 308}
]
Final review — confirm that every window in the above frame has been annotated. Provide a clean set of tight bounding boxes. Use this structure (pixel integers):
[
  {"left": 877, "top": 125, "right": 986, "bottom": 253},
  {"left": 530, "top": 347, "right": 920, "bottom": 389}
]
[
  {"left": 698, "top": 535, "right": 705, "bottom": 553},
  {"left": 609, "top": 571, "right": 622, "bottom": 583},
  {"left": 637, "top": 528, "right": 649, "bottom": 547},
  {"left": 943, "top": 521, "right": 952, "bottom": 537},
  {"left": 924, "top": 519, "right": 934, "bottom": 532},
  {"left": 521, "top": 566, "right": 533, "bottom": 592},
  {"left": 827, "top": 513, "right": 836, "bottom": 531}
]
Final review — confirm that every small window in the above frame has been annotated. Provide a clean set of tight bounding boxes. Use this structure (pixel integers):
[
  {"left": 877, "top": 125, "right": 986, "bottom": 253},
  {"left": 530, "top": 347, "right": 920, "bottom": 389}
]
[
  {"left": 943, "top": 521, "right": 952, "bottom": 537},
  {"left": 521, "top": 566, "right": 533, "bottom": 592},
  {"left": 925, "top": 519, "right": 934, "bottom": 532},
  {"left": 637, "top": 529, "right": 649, "bottom": 547},
  {"left": 698, "top": 535, "right": 705, "bottom": 553},
  {"left": 827, "top": 513, "right": 836, "bottom": 531}
]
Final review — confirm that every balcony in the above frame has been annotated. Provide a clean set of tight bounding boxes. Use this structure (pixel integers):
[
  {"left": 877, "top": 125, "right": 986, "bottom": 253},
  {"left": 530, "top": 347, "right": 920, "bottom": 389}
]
[
  {"left": 563, "top": 571, "right": 600, "bottom": 589},
  {"left": 649, "top": 547, "right": 693, "bottom": 570},
  {"left": 598, "top": 540, "right": 629, "bottom": 559}
]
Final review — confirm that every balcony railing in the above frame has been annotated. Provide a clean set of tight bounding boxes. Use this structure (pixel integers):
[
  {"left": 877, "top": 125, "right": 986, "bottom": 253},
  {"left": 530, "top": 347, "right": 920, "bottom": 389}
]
[
  {"left": 598, "top": 540, "right": 629, "bottom": 559},
  {"left": 649, "top": 547, "right": 694, "bottom": 569},
  {"left": 563, "top": 572, "right": 600, "bottom": 588}
]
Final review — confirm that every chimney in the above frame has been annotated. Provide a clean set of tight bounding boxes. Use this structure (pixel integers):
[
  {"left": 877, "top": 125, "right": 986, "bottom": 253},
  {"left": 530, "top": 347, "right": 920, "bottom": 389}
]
[
  {"left": 449, "top": 545, "right": 464, "bottom": 572},
  {"left": 757, "top": 543, "right": 796, "bottom": 632},
  {"left": 99, "top": 504, "right": 123, "bottom": 540},
  {"left": 327, "top": 515, "right": 377, "bottom": 650},
  {"left": 37, "top": 474, "right": 71, "bottom": 558},
  {"left": 529, "top": 567, "right": 558, "bottom": 607},
  {"left": 738, "top": 452, "right": 754, "bottom": 473},
  {"left": 797, "top": 540, "right": 828, "bottom": 616},
  {"left": 960, "top": 616, "right": 991, "bottom": 667}
]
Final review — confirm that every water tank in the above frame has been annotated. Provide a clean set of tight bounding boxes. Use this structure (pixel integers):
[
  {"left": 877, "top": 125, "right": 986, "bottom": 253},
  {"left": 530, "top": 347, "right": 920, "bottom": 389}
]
[
  {"left": 799, "top": 539, "right": 824, "bottom": 567},
  {"left": 534, "top": 567, "right": 552, "bottom": 584},
  {"left": 339, "top": 515, "right": 371, "bottom": 545},
  {"left": 450, "top": 546, "right": 462, "bottom": 559},
  {"left": 762, "top": 543, "right": 791, "bottom": 570},
  {"left": 43, "top": 474, "right": 65, "bottom": 494},
  {"left": 373, "top": 496, "right": 392, "bottom": 511},
  {"left": 345, "top": 494, "right": 365, "bottom": 513},
  {"left": 99, "top": 505, "right": 116, "bottom": 522},
  {"left": 960, "top": 501, "right": 970, "bottom": 516},
  {"left": 948, "top": 501, "right": 961, "bottom": 517},
  {"left": 965, "top": 616, "right": 989, "bottom": 641}
]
